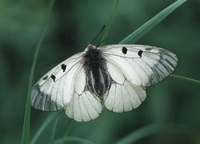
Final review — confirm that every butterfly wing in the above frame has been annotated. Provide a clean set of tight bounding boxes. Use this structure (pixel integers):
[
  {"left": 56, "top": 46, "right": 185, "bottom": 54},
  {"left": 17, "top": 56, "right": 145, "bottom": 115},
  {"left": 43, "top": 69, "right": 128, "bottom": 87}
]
[
  {"left": 104, "top": 80, "right": 146, "bottom": 113},
  {"left": 31, "top": 53, "right": 84, "bottom": 111},
  {"left": 102, "top": 44, "right": 177, "bottom": 112},
  {"left": 65, "top": 90, "right": 102, "bottom": 122},
  {"left": 32, "top": 52, "right": 102, "bottom": 121},
  {"left": 102, "top": 44, "right": 178, "bottom": 86}
]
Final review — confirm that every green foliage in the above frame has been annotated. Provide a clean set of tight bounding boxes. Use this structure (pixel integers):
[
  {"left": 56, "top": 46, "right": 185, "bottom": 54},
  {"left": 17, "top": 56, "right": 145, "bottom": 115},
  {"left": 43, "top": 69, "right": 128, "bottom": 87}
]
[
  {"left": 22, "top": 1, "right": 56, "bottom": 143},
  {"left": 1, "top": 0, "right": 200, "bottom": 144}
]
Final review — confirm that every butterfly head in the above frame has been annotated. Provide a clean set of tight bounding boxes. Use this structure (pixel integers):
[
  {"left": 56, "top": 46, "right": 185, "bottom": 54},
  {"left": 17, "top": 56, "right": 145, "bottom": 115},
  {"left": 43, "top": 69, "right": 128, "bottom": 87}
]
[{"left": 84, "top": 44, "right": 97, "bottom": 52}]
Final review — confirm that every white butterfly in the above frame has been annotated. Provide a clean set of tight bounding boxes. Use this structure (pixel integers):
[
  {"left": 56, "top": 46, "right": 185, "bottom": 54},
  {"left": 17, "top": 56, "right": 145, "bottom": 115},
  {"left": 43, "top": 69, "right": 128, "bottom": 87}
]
[{"left": 31, "top": 44, "right": 178, "bottom": 122}]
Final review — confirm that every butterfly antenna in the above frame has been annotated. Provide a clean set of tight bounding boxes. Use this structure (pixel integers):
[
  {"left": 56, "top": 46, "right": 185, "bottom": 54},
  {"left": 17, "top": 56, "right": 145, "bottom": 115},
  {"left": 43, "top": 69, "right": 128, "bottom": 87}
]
[
  {"left": 91, "top": 25, "right": 106, "bottom": 44},
  {"left": 97, "top": 38, "right": 108, "bottom": 47}
]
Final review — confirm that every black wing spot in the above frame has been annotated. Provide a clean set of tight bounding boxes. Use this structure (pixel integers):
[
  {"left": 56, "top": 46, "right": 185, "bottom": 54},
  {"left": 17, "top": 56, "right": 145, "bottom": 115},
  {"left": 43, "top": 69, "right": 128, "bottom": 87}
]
[
  {"left": 61, "top": 64, "right": 67, "bottom": 72},
  {"left": 138, "top": 50, "right": 143, "bottom": 57},
  {"left": 50, "top": 74, "right": 56, "bottom": 82},
  {"left": 43, "top": 75, "right": 48, "bottom": 80},
  {"left": 122, "top": 47, "right": 128, "bottom": 54}
]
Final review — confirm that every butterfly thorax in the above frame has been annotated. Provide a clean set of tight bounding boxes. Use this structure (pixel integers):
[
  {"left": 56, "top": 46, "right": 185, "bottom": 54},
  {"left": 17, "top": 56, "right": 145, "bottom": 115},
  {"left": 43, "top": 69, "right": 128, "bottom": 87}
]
[{"left": 83, "top": 45, "right": 111, "bottom": 96}]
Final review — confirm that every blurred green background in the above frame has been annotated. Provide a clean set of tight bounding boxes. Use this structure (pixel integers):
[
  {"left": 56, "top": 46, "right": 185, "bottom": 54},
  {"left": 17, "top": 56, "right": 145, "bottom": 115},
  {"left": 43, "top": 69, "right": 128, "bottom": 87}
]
[{"left": 1, "top": 0, "right": 200, "bottom": 143}]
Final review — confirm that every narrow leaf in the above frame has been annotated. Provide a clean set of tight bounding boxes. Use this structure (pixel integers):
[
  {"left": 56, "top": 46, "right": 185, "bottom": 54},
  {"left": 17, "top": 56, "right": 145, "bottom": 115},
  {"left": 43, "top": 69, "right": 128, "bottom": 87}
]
[
  {"left": 120, "top": 0, "right": 187, "bottom": 44},
  {"left": 22, "top": 0, "right": 55, "bottom": 143}
]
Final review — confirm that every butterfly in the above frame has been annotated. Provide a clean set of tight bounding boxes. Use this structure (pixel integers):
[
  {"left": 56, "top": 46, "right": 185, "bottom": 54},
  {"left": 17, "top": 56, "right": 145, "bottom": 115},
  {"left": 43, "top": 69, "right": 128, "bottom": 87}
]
[{"left": 31, "top": 44, "right": 178, "bottom": 122}]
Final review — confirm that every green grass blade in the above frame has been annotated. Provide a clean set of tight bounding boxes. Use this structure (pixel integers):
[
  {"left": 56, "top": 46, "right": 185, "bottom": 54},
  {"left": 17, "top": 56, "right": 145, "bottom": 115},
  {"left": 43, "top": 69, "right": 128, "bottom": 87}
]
[
  {"left": 54, "top": 137, "right": 96, "bottom": 144},
  {"left": 170, "top": 74, "right": 200, "bottom": 84},
  {"left": 21, "top": 0, "right": 55, "bottom": 144},
  {"left": 115, "top": 123, "right": 196, "bottom": 144},
  {"left": 30, "top": 111, "right": 62, "bottom": 144},
  {"left": 100, "top": 0, "right": 119, "bottom": 46},
  {"left": 119, "top": 0, "right": 187, "bottom": 44},
  {"left": 50, "top": 114, "right": 60, "bottom": 143},
  {"left": 59, "top": 119, "right": 73, "bottom": 144}
]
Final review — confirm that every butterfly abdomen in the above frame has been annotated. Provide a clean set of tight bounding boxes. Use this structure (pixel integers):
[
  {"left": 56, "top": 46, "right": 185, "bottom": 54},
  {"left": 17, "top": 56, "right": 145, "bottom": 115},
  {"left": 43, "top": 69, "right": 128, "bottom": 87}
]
[{"left": 83, "top": 47, "right": 111, "bottom": 96}]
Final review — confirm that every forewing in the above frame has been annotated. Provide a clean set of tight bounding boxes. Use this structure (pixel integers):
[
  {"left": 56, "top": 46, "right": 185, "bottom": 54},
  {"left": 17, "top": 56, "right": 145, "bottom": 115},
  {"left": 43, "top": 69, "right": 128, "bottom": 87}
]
[
  {"left": 31, "top": 53, "right": 84, "bottom": 111},
  {"left": 102, "top": 44, "right": 178, "bottom": 86}
]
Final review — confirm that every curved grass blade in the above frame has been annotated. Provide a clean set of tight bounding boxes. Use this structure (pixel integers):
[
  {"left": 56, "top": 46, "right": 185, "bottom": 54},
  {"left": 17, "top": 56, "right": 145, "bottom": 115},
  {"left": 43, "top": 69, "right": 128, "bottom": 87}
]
[
  {"left": 170, "top": 74, "right": 200, "bottom": 84},
  {"left": 30, "top": 111, "right": 62, "bottom": 144},
  {"left": 59, "top": 119, "right": 73, "bottom": 144},
  {"left": 100, "top": 0, "right": 119, "bottom": 46},
  {"left": 120, "top": 0, "right": 187, "bottom": 44},
  {"left": 115, "top": 123, "right": 198, "bottom": 144},
  {"left": 49, "top": 114, "right": 60, "bottom": 143},
  {"left": 22, "top": 0, "right": 56, "bottom": 143},
  {"left": 54, "top": 137, "right": 96, "bottom": 144}
]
